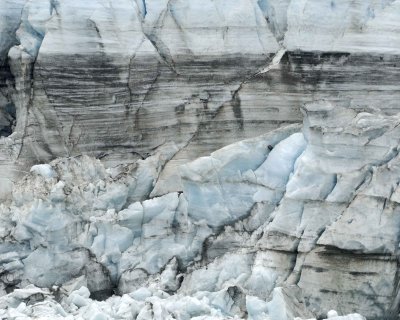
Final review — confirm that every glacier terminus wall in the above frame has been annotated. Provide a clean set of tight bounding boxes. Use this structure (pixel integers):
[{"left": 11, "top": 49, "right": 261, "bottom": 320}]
[{"left": 1, "top": 0, "right": 400, "bottom": 319}]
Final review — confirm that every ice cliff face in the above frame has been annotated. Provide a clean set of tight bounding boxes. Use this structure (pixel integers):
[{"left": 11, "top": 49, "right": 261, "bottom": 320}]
[
  {"left": 1, "top": 0, "right": 400, "bottom": 319},
  {"left": 2, "top": 0, "right": 400, "bottom": 198},
  {"left": 0, "top": 102, "right": 398, "bottom": 319}
]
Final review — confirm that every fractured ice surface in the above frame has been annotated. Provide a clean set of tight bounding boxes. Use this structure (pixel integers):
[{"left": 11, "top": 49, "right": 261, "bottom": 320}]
[
  {"left": 0, "top": 284, "right": 366, "bottom": 320},
  {"left": 1, "top": 1, "right": 400, "bottom": 317},
  {"left": 1, "top": 101, "right": 395, "bottom": 318}
]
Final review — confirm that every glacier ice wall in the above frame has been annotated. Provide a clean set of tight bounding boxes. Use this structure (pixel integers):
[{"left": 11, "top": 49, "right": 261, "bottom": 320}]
[
  {"left": 1, "top": 0, "right": 400, "bottom": 198},
  {"left": 0, "top": 102, "right": 399, "bottom": 319},
  {"left": 1, "top": 0, "right": 400, "bottom": 319}
]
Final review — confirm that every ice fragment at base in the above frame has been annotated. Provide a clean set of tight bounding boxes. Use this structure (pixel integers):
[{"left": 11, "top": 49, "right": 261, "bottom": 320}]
[{"left": 0, "top": 285, "right": 366, "bottom": 320}]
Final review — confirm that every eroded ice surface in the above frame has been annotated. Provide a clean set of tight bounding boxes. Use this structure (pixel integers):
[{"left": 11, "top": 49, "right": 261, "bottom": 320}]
[
  {"left": 1, "top": 0, "right": 400, "bottom": 318},
  {"left": 1, "top": 101, "right": 393, "bottom": 318}
]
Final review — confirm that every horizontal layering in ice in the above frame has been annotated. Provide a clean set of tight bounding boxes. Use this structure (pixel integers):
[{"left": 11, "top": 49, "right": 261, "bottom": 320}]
[{"left": 2, "top": 0, "right": 400, "bottom": 202}]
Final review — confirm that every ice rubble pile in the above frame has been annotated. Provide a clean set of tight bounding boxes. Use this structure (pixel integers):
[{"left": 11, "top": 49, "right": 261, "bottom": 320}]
[
  {"left": 0, "top": 284, "right": 365, "bottom": 320},
  {"left": 1, "top": 101, "right": 390, "bottom": 318}
]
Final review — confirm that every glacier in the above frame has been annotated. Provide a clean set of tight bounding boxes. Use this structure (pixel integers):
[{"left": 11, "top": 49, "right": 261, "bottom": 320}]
[
  {"left": 2, "top": 0, "right": 400, "bottom": 198},
  {"left": 1, "top": 0, "right": 400, "bottom": 319},
  {"left": 0, "top": 101, "right": 396, "bottom": 319}
]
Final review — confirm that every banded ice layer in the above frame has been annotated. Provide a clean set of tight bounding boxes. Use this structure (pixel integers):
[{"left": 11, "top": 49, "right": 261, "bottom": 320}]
[
  {"left": 2, "top": 0, "right": 400, "bottom": 199},
  {"left": 2, "top": 101, "right": 398, "bottom": 319}
]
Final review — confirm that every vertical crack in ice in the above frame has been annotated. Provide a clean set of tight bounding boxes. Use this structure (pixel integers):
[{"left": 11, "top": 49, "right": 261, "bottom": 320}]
[
  {"left": 135, "top": 63, "right": 161, "bottom": 120},
  {"left": 126, "top": 54, "right": 136, "bottom": 112},
  {"left": 167, "top": 4, "right": 194, "bottom": 57},
  {"left": 142, "top": 0, "right": 147, "bottom": 17},
  {"left": 144, "top": 34, "right": 177, "bottom": 74},
  {"left": 10, "top": 0, "right": 60, "bottom": 160},
  {"left": 256, "top": 0, "right": 292, "bottom": 44},
  {"left": 15, "top": 62, "right": 35, "bottom": 161},
  {"left": 158, "top": 93, "right": 228, "bottom": 174},
  {"left": 140, "top": 0, "right": 179, "bottom": 74},
  {"left": 50, "top": 0, "right": 59, "bottom": 16},
  {"left": 87, "top": 18, "right": 105, "bottom": 51},
  {"left": 226, "top": 46, "right": 287, "bottom": 123},
  {"left": 126, "top": 37, "right": 148, "bottom": 113}
]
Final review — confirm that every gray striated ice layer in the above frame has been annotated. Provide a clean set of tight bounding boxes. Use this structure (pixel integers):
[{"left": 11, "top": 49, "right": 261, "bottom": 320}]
[{"left": 1, "top": 0, "right": 400, "bottom": 198}]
